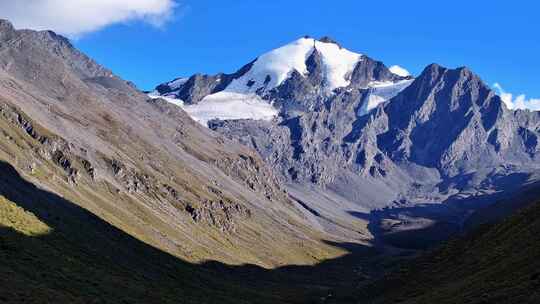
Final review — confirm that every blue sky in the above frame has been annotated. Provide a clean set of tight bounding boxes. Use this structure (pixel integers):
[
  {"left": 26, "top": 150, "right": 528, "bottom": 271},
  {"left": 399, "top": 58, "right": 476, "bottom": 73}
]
[{"left": 8, "top": 1, "right": 539, "bottom": 99}]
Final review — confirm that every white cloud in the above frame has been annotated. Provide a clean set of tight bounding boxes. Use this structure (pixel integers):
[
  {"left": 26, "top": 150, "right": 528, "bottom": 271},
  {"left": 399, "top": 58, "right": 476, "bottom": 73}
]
[
  {"left": 493, "top": 83, "right": 540, "bottom": 111},
  {"left": 0, "top": 0, "right": 178, "bottom": 37}
]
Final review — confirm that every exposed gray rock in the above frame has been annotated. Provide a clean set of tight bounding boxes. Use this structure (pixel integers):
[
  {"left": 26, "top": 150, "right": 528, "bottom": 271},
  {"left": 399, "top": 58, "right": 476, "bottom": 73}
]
[
  {"left": 318, "top": 36, "right": 341, "bottom": 47},
  {"left": 155, "top": 60, "right": 255, "bottom": 104},
  {"left": 0, "top": 20, "right": 339, "bottom": 265},
  {"left": 159, "top": 38, "right": 540, "bottom": 247}
]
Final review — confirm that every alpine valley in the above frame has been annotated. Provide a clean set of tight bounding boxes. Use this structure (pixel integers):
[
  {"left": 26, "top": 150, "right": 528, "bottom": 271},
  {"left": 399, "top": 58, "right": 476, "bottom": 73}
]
[
  {"left": 152, "top": 36, "right": 540, "bottom": 249},
  {"left": 1, "top": 18, "right": 539, "bottom": 304}
]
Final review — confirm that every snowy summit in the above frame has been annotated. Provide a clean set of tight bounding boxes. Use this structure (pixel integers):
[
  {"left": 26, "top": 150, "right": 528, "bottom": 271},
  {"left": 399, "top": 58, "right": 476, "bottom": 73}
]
[
  {"left": 150, "top": 37, "right": 414, "bottom": 125},
  {"left": 226, "top": 37, "right": 363, "bottom": 93}
]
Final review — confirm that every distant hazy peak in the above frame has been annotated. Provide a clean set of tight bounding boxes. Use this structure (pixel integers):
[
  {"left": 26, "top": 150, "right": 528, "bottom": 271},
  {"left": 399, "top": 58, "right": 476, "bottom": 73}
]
[
  {"left": 0, "top": 19, "right": 14, "bottom": 29},
  {"left": 0, "top": 19, "right": 15, "bottom": 40}
]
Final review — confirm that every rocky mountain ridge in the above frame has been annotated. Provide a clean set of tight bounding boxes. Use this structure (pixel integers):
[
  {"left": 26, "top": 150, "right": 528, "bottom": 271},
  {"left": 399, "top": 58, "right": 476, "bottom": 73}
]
[
  {"left": 153, "top": 37, "right": 540, "bottom": 247},
  {"left": 0, "top": 20, "right": 347, "bottom": 267}
]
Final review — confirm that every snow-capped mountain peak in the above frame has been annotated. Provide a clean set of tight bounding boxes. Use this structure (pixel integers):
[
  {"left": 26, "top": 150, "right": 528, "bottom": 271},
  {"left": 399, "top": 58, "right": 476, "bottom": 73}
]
[
  {"left": 150, "top": 37, "right": 414, "bottom": 126},
  {"left": 226, "top": 37, "right": 363, "bottom": 94}
]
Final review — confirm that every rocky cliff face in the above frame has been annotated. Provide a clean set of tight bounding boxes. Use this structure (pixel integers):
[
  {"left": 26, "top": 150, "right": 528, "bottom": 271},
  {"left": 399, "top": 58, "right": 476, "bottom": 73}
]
[
  {"left": 153, "top": 37, "right": 540, "bottom": 246},
  {"left": 0, "top": 20, "right": 346, "bottom": 267},
  {"left": 364, "top": 64, "right": 540, "bottom": 179}
]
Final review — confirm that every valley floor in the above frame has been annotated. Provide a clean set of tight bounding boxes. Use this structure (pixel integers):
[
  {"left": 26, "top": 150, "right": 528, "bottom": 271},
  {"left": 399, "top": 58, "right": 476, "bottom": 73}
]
[
  {"left": 0, "top": 159, "right": 399, "bottom": 303},
  {"left": 2, "top": 157, "right": 540, "bottom": 303}
]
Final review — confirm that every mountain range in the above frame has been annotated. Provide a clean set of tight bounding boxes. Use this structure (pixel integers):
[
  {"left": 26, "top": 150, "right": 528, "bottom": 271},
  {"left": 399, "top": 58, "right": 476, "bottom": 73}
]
[
  {"left": 1, "top": 18, "right": 539, "bottom": 303},
  {"left": 0, "top": 20, "right": 348, "bottom": 268},
  {"left": 152, "top": 36, "right": 540, "bottom": 248}
]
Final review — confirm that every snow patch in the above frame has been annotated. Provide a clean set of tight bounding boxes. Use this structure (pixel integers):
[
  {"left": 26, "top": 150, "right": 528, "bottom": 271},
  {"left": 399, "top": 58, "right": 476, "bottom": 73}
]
[
  {"left": 389, "top": 65, "right": 411, "bottom": 77},
  {"left": 358, "top": 80, "right": 414, "bottom": 116},
  {"left": 312, "top": 39, "right": 362, "bottom": 90},
  {"left": 149, "top": 92, "right": 278, "bottom": 126},
  {"left": 226, "top": 38, "right": 313, "bottom": 93},
  {"left": 148, "top": 93, "right": 185, "bottom": 107},
  {"left": 184, "top": 92, "right": 278, "bottom": 126}
]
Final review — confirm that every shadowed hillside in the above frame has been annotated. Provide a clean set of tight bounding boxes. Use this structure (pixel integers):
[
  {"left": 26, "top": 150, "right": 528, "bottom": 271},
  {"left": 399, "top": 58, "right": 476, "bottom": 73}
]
[
  {"left": 334, "top": 188, "right": 540, "bottom": 304},
  {"left": 0, "top": 160, "right": 390, "bottom": 303}
]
